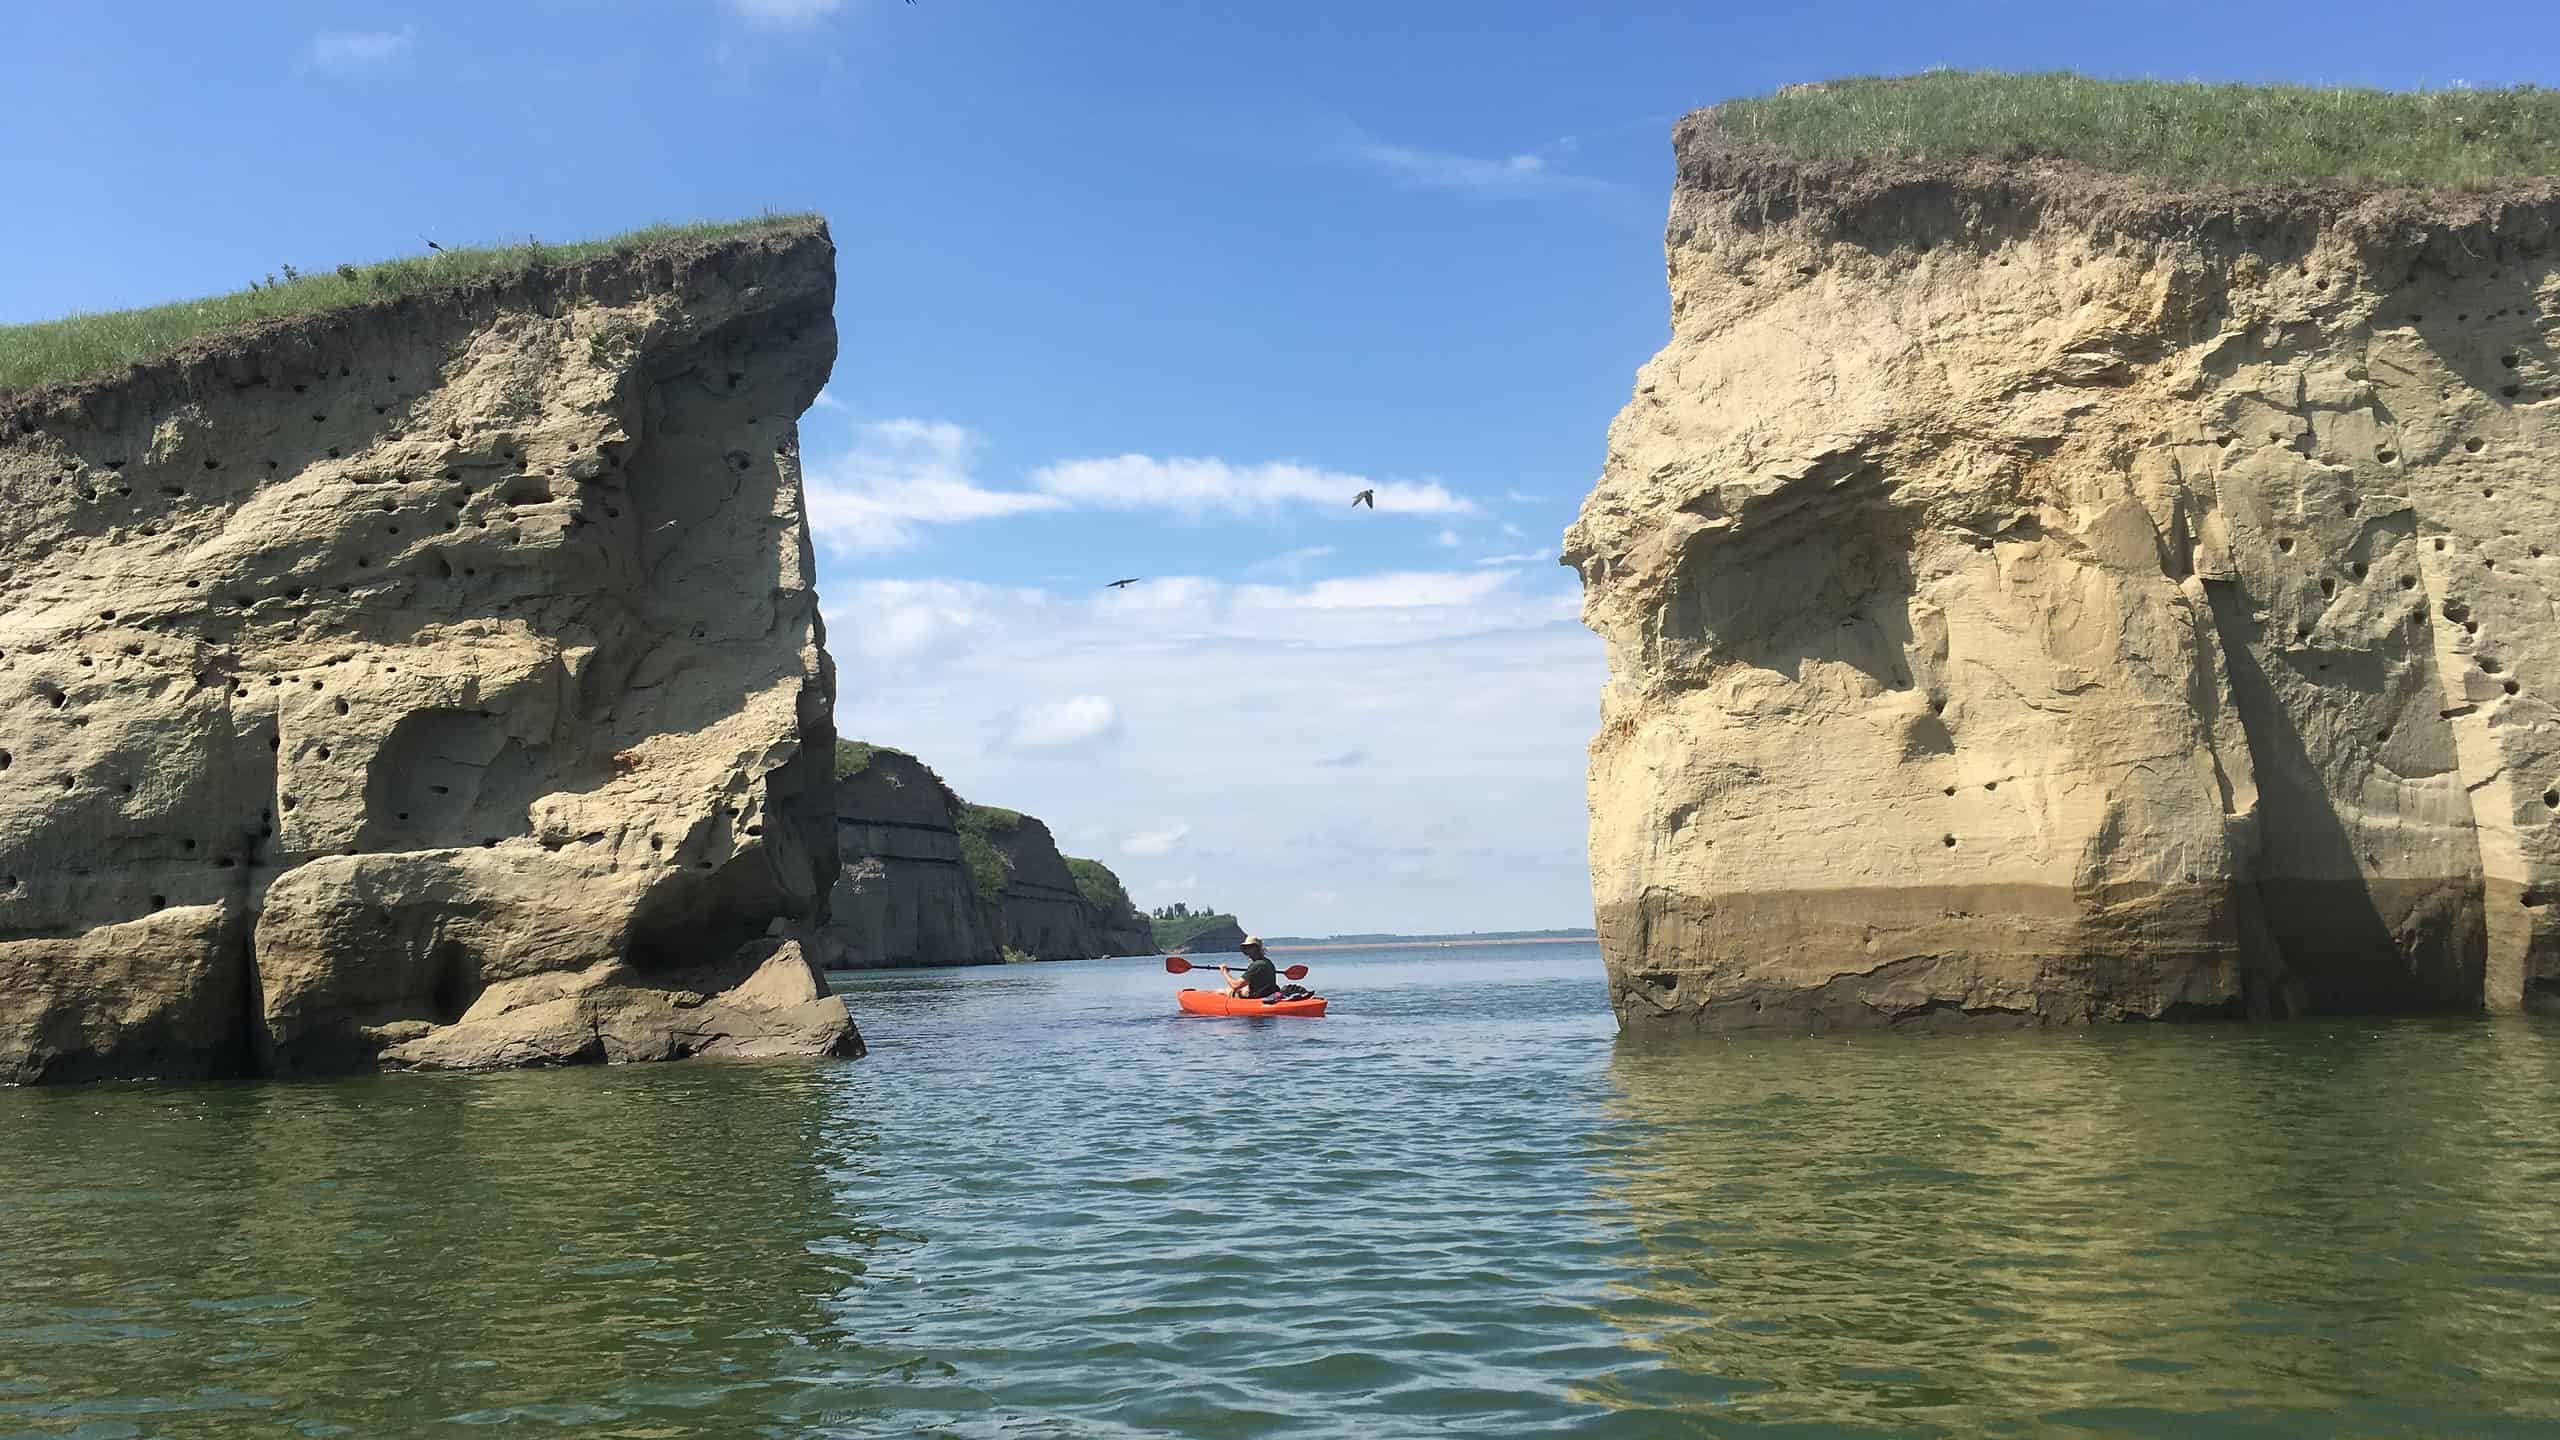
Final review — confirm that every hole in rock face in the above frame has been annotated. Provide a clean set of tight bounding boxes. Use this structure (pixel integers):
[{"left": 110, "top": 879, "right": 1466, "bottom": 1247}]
[
  {"left": 316, "top": 746, "right": 332, "bottom": 761},
  {"left": 2546, "top": 789, "right": 2558, "bottom": 810},
  {"left": 2507, "top": 680, "right": 2522, "bottom": 695},
  {"left": 2467, "top": 437, "right": 2487, "bottom": 453},
  {"left": 2437, "top": 539, "right": 2449, "bottom": 551},
  {"left": 2352, "top": 562, "right": 2369, "bottom": 578},
  {"left": 2487, "top": 559, "right": 2499, "bottom": 571},
  {"left": 2467, "top": 621, "right": 2481, "bottom": 634},
  {"left": 2344, "top": 497, "right": 2358, "bottom": 516},
  {"left": 1942, "top": 834, "right": 1958, "bottom": 848},
  {"left": 2296, "top": 622, "right": 2313, "bottom": 640},
  {"left": 2483, "top": 658, "right": 2506, "bottom": 673},
  {"left": 2378, "top": 726, "right": 2395, "bottom": 742},
  {"left": 2377, "top": 450, "right": 2397, "bottom": 464},
  {"left": 2503, "top": 385, "right": 2522, "bottom": 400},
  {"left": 149, "top": 895, "right": 166, "bottom": 910},
  {"left": 2537, "top": 548, "right": 2549, "bottom": 559},
  {"left": 334, "top": 699, "right": 349, "bottom": 716},
  {"left": 2277, "top": 536, "right": 2295, "bottom": 553},
  {"left": 2487, "top": 488, "right": 2498, "bottom": 498},
  {"left": 2504, "top": 354, "right": 2520, "bottom": 368},
  {"left": 1985, "top": 780, "right": 1999, "bottom": 791},
  {"left": 281, "top": 796, "right": 295, "bottom": 812},
  {"left": 2321, "top": 577, "right": 2336, "bottom": 597}
]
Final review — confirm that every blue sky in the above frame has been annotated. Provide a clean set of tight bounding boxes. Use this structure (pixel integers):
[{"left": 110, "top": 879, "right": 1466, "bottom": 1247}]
[{"left": 11, "top": 2, "right": 2559, "bottom": 935}]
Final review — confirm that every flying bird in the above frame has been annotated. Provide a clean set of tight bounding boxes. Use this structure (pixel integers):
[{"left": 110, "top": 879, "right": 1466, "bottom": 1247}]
[
  {"left": 1352, "top": 489, "right": 1375, "bottom": 509},
  {"left": 421, "top": 236, "right": 444, "bottom": 252},
  {"left": 1106, "top": 577, "right": 1141, "bottom": 589}
]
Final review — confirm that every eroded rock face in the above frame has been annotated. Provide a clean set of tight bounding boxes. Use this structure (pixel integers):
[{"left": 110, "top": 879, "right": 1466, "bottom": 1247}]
[
  {"left": 1567, "top": 116, "right": 2560, "bottom": 1030},
  {"left": 0, "top": 222, "right": 860, "bottom": 1079}
]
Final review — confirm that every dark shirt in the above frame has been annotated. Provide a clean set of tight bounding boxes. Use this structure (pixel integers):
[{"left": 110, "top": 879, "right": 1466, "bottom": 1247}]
[{"left": 1241, "top": 956, "right": 1278, "bottom": 998}]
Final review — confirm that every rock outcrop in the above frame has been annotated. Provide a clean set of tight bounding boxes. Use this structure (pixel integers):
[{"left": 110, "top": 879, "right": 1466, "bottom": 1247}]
[
  {"left": 824, "top": 745, "right": 1153, "bottom": 965},
  {"left": 824, "top": 748, "right": 996, "bottom": 967},
  {"left": 1568, "top": 112, "right": 2560, "bottom": 1030},
  {"left": 1170, "top": 918, "right": 1248, "bottom": 955},
  {"left": 0, "top": 221, "right": 860, "bottom": 1080}
]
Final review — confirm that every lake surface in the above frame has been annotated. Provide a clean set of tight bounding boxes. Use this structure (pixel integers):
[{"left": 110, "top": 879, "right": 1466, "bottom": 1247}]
[{"left": 6, "top": 943, "right": 2560, "bottom": 1436}]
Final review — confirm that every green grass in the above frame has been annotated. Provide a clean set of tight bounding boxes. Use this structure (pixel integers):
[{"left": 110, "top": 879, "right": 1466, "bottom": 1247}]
[
  {"left": 1064, "top": 857, "right": 1134, "bottom": 916},
  {"left": 1712, "top": 72, "right": 2560, "bottom": 190},
  {"left": 0, "top": 214, "right": 819, "bottom": 396},
  {"left": 953, "top": 807, "right": 1018, "bottom": 908},
  {"left": 833, "top": 739, "right": 909, "bottom": 781},
  {"left": 1151, "top": 912, "right": 1240, "bottom": 951}
]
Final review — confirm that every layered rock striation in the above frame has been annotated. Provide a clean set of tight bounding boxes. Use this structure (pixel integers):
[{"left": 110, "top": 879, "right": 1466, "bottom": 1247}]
[
  {"left": 0, "top": 221, "right": 859, "bottom": 1079},
  {"left": 1569, "top": 113, "right": 2560, "bottom": 1030},
  {"left": 824, "top": 745, "right": 1153, "bottom": 965}
]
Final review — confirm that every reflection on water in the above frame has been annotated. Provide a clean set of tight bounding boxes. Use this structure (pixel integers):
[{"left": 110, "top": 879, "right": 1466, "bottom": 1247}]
[
  {"left": 8, "top": 950, "right": 2560, "bottom": 1436},
  {"left": 1592, "top": 1020, "right": 2560, "bottom": 1433},
  {"left": 0, "top": 1065, "right": 876, "bottom": 1433}
]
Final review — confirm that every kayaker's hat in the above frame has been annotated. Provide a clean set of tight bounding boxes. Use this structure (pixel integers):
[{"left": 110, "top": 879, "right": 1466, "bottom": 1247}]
[{"left": 1241, "top": 935, "right": 1264, "bottom": 952}]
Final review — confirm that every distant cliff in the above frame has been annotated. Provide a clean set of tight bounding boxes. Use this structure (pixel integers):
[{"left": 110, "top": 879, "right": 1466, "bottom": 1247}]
[
  {"left": 822, "top": 743, "right": 1154, "bottom": 967},
  {"left": 1157, "top": 914, "right": 1248, "bottom": 954}
]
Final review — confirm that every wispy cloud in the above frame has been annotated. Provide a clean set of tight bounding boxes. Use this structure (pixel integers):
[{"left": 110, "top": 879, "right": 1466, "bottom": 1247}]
[
  {"left": 1032, "top": 454, "right": 1472, "bottom": 517},
  {"left": 1122, "top": 824, "right": 1192, "bottom": 859},
  {"left": 810, "top": 386, "right": 848, "bottom": 412},
  {"left": 803, "top": 418, "right": 1066, "bottom": 553},
  {"left": 722, "top": 0, "right": 843, "bottom": 23},
  {"left": 1475, "top": 550, "right": 1550, "bottom": 567},
  {"left": 1243, "top": 545, "right": 1337, "bottom": 581},
  {"left": 1357, "top": 133, "right": 1608, "bottom": 195},
  {"left": 1503, "top": 489, "right": 1548, "bottom": 504},
  {"left": 309, "top": 26, "right": 415, "bottom": 71},
  {"left": 999, "top": 695, "right": 1120, "bottom": 752},
  {"left": 1435, "top": 528, "right": 1464, "bottom": 548},
  {"left": 1315, "top": 750, "right": 1367, "bottom": 768}
]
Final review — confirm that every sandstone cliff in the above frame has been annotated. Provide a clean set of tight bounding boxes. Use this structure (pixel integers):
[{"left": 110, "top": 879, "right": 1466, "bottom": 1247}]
[
  {"left": 824, "top": 744, "right": 1153, "bottom": 965},
  {"left": 0, "top": 221, "right": 859, "bottom": 1079},
  {"left": 1568, "top": 110, "right": 2560, "bottom": 1030}
]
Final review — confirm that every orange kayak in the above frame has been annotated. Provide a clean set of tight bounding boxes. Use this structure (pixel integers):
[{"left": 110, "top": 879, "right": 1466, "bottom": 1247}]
[{"left": 1176, "top": 988, "right": 1329, "bottom": 1018}]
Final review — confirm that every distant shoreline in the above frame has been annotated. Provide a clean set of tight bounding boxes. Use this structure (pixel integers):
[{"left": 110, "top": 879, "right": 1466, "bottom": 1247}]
[{"left": 1264, "top": 936, "right": 1599, "bottom": 954}]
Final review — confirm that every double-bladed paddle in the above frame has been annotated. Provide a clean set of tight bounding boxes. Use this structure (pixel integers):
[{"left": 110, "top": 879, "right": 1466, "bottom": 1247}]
[{"left": 1163, "top": 955, "right": 1309, "bottom": 981}]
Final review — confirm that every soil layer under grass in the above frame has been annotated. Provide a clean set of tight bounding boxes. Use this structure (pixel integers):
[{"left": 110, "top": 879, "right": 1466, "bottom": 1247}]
[{"left": 0, "top": 215, "right": 819, "bottom": 395}]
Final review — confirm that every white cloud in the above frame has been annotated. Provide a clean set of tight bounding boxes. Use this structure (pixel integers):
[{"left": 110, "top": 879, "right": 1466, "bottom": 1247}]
[
  {"left": 309, "top": 26, "right": 414, "bottom": 70},
  {"left": 1122, "top": 824, "right": 1192, "bottom": 858},
  {"left": 1499, "top": 521, "right": 1526, "bottom": 540},
  {"left": 1435, "top": 528, "right": 1463, "bottom": 548},
  {"left": 810, "top": 386, "right": 848, "bottom": 412},
  {"left": 829, "top": 562, "right": 1600, "bottom": 933},
  {"left": 722, "top": 0, "right": 843, "bottom": 22},
  {"left": 803, "top": 418, "right": 1066, "bottom": 553},
  {"left": 1504, "top": 489, "right": 1547, "bottom": 504},
  {"left": 1001, "top": 695, "right": 1120, "bottom": 752},
  {"left": 1243, "top": 545, "right": 1337, "bottom": 581},
  {"left": 1358, "top": 137, "right": 1607, "bottom": 195},
  {"left": 1315, "top": 750, "right": 1367, "bottom": 768},
  {"left": 1476, "top": 550, "right": 1550, "bottom": 567},
  {"left": 1031, "top": 454, "right": 1473, "bottom": 516}
]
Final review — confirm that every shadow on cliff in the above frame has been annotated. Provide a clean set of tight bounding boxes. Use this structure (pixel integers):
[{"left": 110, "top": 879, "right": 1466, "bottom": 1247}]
[{"left": 2205, "top": 582, "right": 2484, "bottom": 1013}]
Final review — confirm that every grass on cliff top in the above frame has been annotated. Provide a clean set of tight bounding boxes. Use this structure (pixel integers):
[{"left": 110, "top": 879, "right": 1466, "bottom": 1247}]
[
  {"left": 0, "top": 214, "right": 818, "bottom": 396},
  {"left": 1714, "top": 72, "right": 2560, "bottom": 190}
]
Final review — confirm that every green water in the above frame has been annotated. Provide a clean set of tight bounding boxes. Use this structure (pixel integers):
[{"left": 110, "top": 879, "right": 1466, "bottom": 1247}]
[{"left": 5, "top": 945, "right": 2560, "bottom": 1436}]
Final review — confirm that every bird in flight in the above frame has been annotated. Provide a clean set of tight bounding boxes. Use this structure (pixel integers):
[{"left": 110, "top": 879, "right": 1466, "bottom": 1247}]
[
  {"left": 1352, "top": 489, "right": 1375, "bottom": 509},
  {"left": 421, "top": 236, "right": 444, "bottom": 252},
  {"left": 1105, "top": 577, "right": 1141, "bottom": 589}
]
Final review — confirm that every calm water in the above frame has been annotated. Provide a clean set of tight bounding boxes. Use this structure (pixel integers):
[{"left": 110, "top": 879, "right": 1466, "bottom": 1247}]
[{"left": 6, "top": 944, "right": 2560, "bottom": 1436}]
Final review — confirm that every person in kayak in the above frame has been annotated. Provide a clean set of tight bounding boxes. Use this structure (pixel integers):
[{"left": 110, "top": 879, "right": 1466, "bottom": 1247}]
[{"left": 1220, "top": 937, "right": 1279, "bottom": 1000}]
